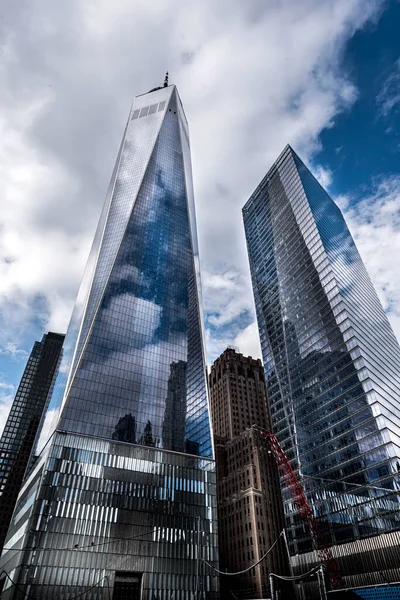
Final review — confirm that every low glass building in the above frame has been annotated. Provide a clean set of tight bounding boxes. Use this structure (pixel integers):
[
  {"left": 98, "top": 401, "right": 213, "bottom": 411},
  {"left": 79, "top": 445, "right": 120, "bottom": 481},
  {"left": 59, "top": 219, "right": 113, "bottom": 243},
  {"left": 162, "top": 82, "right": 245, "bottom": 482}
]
[
  {"left": 3, "top": 432, "right": 216, "bottom": 600},
  {"left": 0, "top": 84, "right": 218, "bottom": 600},
  {"left": 242, "top": 145, "right": 400, "bottom": 590}
]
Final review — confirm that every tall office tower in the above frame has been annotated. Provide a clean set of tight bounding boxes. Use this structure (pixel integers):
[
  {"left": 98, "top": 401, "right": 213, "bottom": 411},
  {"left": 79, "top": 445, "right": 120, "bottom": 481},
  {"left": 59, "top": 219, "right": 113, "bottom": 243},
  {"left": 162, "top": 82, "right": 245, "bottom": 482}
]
[
  {"left": 209, "top": 349, "right": 288, "bottom": 599},
  {"left": 243, "top": 145, "right": 400, "bottom": 592},
  {"left": 0, "top": 84, "right": 218, "bottom": 600},
  {"left": 0, "top": 332, "right": 64, "bottom": 554}
]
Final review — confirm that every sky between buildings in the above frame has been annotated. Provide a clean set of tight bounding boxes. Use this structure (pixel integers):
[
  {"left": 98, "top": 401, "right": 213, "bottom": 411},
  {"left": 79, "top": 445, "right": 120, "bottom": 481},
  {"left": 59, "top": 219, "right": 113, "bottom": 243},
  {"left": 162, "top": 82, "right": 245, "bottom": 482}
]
[{"left": 0, "top": 0, "right": 399, "bottom": 434}]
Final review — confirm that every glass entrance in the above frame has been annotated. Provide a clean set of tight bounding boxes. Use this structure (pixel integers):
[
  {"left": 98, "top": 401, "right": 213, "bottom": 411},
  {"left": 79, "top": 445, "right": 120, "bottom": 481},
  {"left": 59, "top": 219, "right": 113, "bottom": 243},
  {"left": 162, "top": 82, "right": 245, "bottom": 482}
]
[{"left": 113, "top": 572, "right": 142, "bottom": 600}]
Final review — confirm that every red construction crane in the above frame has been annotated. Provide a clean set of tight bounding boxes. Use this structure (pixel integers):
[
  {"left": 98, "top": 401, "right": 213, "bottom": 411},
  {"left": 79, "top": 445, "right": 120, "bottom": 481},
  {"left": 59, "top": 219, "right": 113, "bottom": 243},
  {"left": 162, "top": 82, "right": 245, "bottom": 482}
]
[{"left": 259, "top": 430, "right": 344, "bottom": 590}]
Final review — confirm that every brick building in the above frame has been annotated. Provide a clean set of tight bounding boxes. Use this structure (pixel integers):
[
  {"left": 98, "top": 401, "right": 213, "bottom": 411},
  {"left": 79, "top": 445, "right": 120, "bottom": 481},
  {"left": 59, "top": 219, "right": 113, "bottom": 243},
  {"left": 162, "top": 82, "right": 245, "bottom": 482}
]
[{"left": 209, "top": 348, "right": 289, "bottom": 599}]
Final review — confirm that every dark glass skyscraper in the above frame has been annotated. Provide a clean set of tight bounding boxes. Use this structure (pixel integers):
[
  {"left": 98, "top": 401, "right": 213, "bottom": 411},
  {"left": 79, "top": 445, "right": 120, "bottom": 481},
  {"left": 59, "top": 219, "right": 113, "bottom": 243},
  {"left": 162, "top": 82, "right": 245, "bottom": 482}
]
[
  {"left": 243, "top": 145, "right": 400, "bottom": 590},
  {"left": 0, "top": 332, "right": 64, "bottom": 553},
  {"left": 0, "top": 84, "right": 218, "bottom": 600}
]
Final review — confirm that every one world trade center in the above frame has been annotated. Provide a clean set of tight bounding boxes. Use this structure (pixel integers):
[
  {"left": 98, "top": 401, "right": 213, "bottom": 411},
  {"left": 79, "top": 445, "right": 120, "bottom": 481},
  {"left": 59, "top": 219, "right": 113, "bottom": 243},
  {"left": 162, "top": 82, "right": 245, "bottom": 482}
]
[{"left": 0, "top": 81, "right": 218, "bottom": 600}]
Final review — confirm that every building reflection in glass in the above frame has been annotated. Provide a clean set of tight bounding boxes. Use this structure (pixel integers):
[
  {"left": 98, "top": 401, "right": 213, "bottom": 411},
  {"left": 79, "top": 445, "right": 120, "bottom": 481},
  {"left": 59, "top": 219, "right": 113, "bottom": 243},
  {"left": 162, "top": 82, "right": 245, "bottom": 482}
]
[
  {"left": 243, "top": 145, "right": 400, "bottom": 557},
  {"left": 163, "top": 360, "right": 187, "bottom": 453},
  {"left": 112, "top": 413, "right": 137, "bottom": 444},
  {"left": 34, "top": 85, "right": 212, "bottom": 460},
  {"left": 0, "top": 85, "right": 217, "bottom": 600}
]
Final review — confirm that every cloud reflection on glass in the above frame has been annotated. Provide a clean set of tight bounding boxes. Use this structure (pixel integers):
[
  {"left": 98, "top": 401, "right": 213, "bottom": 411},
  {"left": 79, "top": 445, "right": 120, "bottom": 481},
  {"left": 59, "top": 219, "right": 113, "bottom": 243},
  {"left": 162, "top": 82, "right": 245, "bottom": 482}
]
[
  {"left": 36, "top": 86, "right": 212, "bottom": 459},
  {"left": 243, "top": 145, "right": 400, "bottom": 555}
]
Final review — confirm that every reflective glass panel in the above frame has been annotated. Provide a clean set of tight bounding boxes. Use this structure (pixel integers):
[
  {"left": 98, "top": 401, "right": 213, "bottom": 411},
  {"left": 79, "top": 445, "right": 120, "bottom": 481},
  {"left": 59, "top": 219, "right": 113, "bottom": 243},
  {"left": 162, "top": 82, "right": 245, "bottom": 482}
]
[{"left": 243, "top": 145, "right": 400, "bottom": 554}]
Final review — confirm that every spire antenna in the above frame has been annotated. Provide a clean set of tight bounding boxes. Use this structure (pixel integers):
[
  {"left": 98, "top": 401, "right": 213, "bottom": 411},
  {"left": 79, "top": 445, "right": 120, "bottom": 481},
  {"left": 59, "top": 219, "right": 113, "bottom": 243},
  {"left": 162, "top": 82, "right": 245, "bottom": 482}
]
[{"left": 164, "top": 71, "right": 169, "bottom": 87}]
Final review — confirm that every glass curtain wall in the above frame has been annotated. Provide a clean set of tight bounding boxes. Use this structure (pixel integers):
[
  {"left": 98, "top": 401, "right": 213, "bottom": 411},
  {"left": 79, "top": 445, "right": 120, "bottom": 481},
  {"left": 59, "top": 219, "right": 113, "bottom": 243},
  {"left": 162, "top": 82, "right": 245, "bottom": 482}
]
[
  {"left": 243, "top": 145, "right": 400, "bottom": 558},
  {"left": 35, "top": 85, "right": 212, "bottom": 460},
  {"left": 0, "top": 85, "right": 217, "bottom": 600},
  {"left": 1, "top": 432, "right": 218, "bottom": 600}
]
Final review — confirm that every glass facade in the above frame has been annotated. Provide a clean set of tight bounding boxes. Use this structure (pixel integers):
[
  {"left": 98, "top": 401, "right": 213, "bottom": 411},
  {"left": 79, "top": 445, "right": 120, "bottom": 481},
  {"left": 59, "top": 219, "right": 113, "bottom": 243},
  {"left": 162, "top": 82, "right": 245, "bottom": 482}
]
[
  {"left": 1, "top": 432, "right": 218, "bottom": 600},
  {"left": 242, "top": 145, "right": 400, "bottom": 558},
  {"left": 0, "top": 332, "right": 64, "bottom": 553},
  {"left": 0, "top": 85, "right": 217, "bottom": 599},
  {"left": 35, "top": 84, "right": 212, "bottom": 460}
]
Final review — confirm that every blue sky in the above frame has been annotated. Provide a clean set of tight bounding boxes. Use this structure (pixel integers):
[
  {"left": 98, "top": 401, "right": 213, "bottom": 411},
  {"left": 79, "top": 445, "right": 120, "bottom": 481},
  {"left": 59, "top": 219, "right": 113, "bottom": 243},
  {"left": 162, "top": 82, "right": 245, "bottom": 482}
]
[
  {"left": 317, "top": 1, "right": 400, "bottom": 192},
  {"left": 0, "top": 0, "right": 400, "bottom": 434}
]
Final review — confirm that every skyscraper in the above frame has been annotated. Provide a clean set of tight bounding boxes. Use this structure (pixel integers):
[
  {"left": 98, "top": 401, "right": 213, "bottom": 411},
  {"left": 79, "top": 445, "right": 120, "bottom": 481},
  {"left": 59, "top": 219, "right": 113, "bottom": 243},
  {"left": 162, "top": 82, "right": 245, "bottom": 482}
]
[
  {"left": 242, "top": 145, "right": 400, "bottom": 591},
  {"left": 0, "top": 83, "right": 218, "bottom": 600},
  {"left": 210, "top": 349, "right": 270, "bottom": 440},
  {"left": 0, "top": 332, "right": 64, "bottom": 553},
  {"left": 209, "top": 349, "right": 288, "bottom": 599}
]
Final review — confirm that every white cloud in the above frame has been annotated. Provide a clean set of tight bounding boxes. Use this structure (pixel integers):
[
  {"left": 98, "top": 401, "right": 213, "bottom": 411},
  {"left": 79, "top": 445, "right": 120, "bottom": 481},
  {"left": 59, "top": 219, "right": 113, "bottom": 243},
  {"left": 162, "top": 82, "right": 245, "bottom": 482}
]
[
  {"left": 312, "top": 164, "right": 333, "bottom": 189},
  {"left": 234, "top": 322, "right": 262, "bottom": 360},
  {"left": 0, "top": 67, "right": 91, "bottom": 348},
  {"left": 377, "top": 58, "right": 400, "bottom": 116},
  {"left": 0, "top": 377, "right": 15, "bottom": 437},
  {"left": 338, "top": 176, "right": 400, "bottom": 342},
  {"left": 0, "top": 343, "right": 28, "bottom": 360},
  {"left": 203, "top": 268, "right": 252, "bottom": 328},
  {"left": 0, "top": 0, "right": 387, "bottom": 426}
]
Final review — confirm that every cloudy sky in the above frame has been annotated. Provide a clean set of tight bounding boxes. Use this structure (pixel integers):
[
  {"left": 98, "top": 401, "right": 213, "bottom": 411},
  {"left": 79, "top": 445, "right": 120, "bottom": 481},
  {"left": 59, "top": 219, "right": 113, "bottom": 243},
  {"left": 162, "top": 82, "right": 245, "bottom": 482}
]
[{"left": 1, "top": 0, "right": 400, "bottom": 434}]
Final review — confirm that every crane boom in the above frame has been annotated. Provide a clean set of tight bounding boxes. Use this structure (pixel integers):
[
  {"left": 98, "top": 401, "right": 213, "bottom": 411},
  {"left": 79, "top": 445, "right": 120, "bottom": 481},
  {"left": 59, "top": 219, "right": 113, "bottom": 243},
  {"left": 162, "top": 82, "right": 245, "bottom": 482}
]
[{"left": 260, "top": 431, "right": 344, "bottom": 589}]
